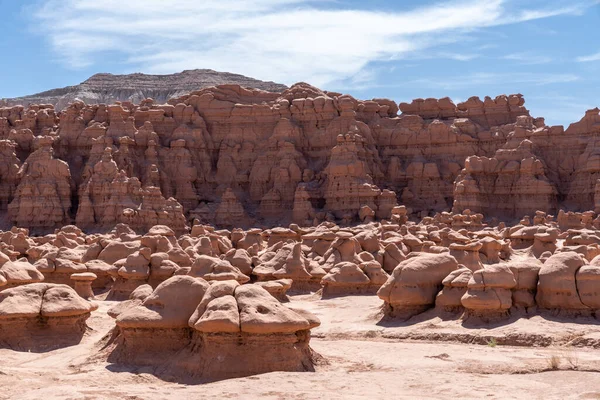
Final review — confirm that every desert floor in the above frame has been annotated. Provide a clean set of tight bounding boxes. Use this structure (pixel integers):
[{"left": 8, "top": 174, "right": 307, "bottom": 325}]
[{"left": 1, "top": 294, "right": 600, "bottom": 400}]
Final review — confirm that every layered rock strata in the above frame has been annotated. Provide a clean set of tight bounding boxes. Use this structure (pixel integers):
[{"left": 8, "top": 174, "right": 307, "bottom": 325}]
[
  {"left": 108, "top": 276, "right": 320, "bottom": 382},
  {"left": 3, "top": 82, "right": 600, "bottom": 232},
  {"left": 0, "top": 283, "right": 96, "bottom": 351}
]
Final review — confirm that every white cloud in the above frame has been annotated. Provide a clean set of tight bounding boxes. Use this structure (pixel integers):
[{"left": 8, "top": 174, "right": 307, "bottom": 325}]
[
  {"left": 502, "top": 52, "right": 553, "bottom": 65},
  {"left": 405, "top": 51, "right": 481, "bottom": 62},
  {"left": 30, "top": 0, "right": 597, "bottom": 87},
  {"left": 527, "top": 94, "right": 597, "bottom": 126},
  {"left": 445, "top": 53, "right": 480, "bottom": 61},
  {"left": 410, "top": 72, "right": 580, "bottom": 90},
  {"left": 577, "top": 52, "right": 600, "bottom": 62},
  {"left": 477, "top": 44, "right": 499, "bottom": 50}
]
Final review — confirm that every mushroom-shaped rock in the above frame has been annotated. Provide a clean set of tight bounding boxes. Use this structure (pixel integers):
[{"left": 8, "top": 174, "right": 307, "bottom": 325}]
[
  {"left": 41, "top": 284, "right": 97, "bottom": 317},
  {"left": 382, "top": 243, "right": 406, "bottom": 273},
  {"left": 321, "top": 262, "right": 370, "bottom": 296},
  {"left": 273, "top": 243, "right": 312, "bottom": 279},
  {"left": 193, "top": 236, "right": 215, "bottom": 256},
  {"left": 449, "top": 241, "right": 483, "bottom": 271},
  {"left": 98, "top": 240, "right": 141, "bottom": 264},
  {"left": 223, "top": 248, "right": 253, "bottom": 275},
  {"left": 148, "top": 225, "right": 175, "bottom": 237},
  {"left": 302, "top": 229, "right": 337, "bottom": 257},
  {"left": 149, "top": 252, "right": 169, "bottom": 267},
  {"left": 0, "top": 260, "right": 45, "bottom": 290},
  {"left": 461, "top": 265, "right": 516, "bottom": 319},
  {"left": 565, "top": 231, "right": 600, "bottom": 246},
  {"left": 378, "top": 253, "right": 459, "bottom": 319},
  {"left": 532, "top": 229, "right": 559, "bottom": 258},
  {"left": 536, "top": 252, "right": 588, "bottom": 311},
  {"left": 44, "top": 258, "right": 87, "bottom": 286},
  {"left": 435, "top": 266, "right": 473, "bottom": 311},
  {"left": 254, "top": 279, "right": 293, "bottom": 302},
  {"left": 235, "top": 285, "right": 313, "bottom": 334},
  {"left": 354, "top": 230, "right": 380, "bottom": 253},
  {"left": 81, "top": 242, "right": 103, "bottom": 263},
  {"left": 508, "top": 226, "right": 539, "bottom": 249},
  {"left": 34, "top": 258, "right": 55, "bottom": 274},
  {"left": 237, "top": 228, "right": 264, "bottom": 251},
  {"left": 107, "top": 284, "right": 153, "bottom": 319},
  {"left": 0, "top": 251, "right": 11, "bottom": 268},
  {"left": 321, "top": 235, "right": 362, "bottom": 271},
  {"left": 508, "top": 260, "right": 542, "bottom": 309},
  {"left": 110, "top": 276, "right": 209, "bottom": 366},
  {"left": 148, "top": 259, "right": 181, "bottom": 287},
  {"left": 85, "top": 259, "right": 118, "bottom": 289},
  {"left": 194, "top": 295, "right": 240, "bottom": 333},
  {"left": 254, "top": 242, "right": 324, "bottom": 291},
  {"left": 189, "top": 255, "right": 250, "bottom": 284},
  {"left": 186, "top": 283, "right": 320, "bottom": 380},
  {"left": 0, "top": 283, "right": 95, "bottom": 351},
  {"left": 70, "top": 272, "right": 97, "bottom": 299},
  {"left": 56, "top": 246, "right": 88, "bottom": 263},
  {"left": 117, "top": 275, "right": 210, "bottom": 329},
  {"left": 264, "top": 227, "right": 299, "bottom": 247},
  {"left": 321, "top": 260, "right": 388, "bottom": 296},
  {"left": 402, "top": 232, "right": 424, "bottom": 252},
  {"left": 106, "top": 254, "right": 151, "bottom": 301},
  {"left": 189, "top": 280, "right": 240, "bottom": 333},
  {"left": 477, "top": 236, "right": 504, "bottom": 264},
  {"left": 361, "top": 260, "right": 389, "bottom": 286},
  {"left": 359, "top": 205, "right": 375, "bottom": 223},
  {"left": 167, "top": 246, "right": 193, "bottom": 267},
  {"left": 557, "top": 244, "right": 600, "bottom": 262}
]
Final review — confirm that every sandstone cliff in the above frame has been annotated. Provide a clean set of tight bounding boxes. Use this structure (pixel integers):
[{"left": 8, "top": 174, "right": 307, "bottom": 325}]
[{"left": 1, "top": 82, "right": 599, "bottom": 232}]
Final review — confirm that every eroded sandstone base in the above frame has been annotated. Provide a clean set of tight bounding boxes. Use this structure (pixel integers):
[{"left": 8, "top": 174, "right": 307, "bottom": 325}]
[
  {"left": 0, "top": 314, "right": 89, "bottom": 352},
  {"left": 106, "top": 328, "right": 316, "bottom": 382}
]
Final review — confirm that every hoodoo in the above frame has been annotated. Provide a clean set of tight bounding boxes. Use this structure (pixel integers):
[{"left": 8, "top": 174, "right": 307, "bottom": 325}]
[{"left": 2, "top": 84, "right": 600, "bottom": 233}]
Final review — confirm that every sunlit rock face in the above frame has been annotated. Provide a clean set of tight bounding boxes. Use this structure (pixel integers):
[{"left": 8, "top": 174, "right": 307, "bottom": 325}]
[{"left": 1, "top": 81, "right": 600, "bottom": 232}]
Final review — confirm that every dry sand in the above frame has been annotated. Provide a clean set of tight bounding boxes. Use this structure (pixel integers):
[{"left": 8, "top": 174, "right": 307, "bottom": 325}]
[{"left": 1, "top": 295, "right": 599, "bottom": 399}]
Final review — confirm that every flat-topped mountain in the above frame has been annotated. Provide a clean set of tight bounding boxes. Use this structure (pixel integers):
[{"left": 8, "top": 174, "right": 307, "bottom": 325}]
[{"left": 0, "top": 69, "right": 288, "bottom": 110}]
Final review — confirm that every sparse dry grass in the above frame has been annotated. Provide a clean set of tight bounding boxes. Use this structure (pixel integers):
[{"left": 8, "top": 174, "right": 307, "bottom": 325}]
[
  {"left": 547, "top": 354, "right": 561, "bottom": 370},
  {"left": 563, "top": 348, "right": 579, "bottom": 369},
  {"left": 546, "top": 349, "right": 579, "bottom": 371}
]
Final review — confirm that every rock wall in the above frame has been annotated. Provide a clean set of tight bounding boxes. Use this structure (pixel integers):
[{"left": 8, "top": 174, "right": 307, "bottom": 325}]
[{"left": 1, "top": 83, "right": 599, "bottom": 232}]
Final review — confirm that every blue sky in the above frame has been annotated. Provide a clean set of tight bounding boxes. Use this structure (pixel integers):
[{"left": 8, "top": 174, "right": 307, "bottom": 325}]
[{"left": 1, "top": 0, "right": 599, "bottom": 127}]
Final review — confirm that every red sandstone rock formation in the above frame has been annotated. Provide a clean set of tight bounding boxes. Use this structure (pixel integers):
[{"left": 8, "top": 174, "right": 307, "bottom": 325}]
[
  {"left": 1, "top": 83, "right": 600, "bottom": 232},
  {"left": 108, "top": 276, "right": 320, "bottom": 381},
  {"left": 377, "top": 253, "right": 459, "bottom": 320},
  {"left": 0, "top": 283, "right": 97, "bottom": 351}
]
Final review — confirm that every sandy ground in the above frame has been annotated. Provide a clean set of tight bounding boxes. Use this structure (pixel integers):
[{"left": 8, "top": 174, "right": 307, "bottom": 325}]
[{"left": 1, "top": 295, "right": 600, "bottom": 399}]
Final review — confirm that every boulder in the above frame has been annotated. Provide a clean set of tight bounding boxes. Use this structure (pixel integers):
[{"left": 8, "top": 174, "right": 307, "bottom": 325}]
[
  {"left": 378, "top": 253, "right": 459, "bottom": 319},
  {"left": 536, "top": 252, "right": 588, "bottom": 311}
]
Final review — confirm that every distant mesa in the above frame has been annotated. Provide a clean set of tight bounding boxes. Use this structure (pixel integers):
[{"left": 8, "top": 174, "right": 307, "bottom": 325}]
[{"left": 1, "top": 69, "right": 288, "bottom": 110}]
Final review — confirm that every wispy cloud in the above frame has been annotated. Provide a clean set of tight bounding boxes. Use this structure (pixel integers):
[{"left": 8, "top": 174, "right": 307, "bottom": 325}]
[
  {"left": 406, "top": 51, "right": 481, "bottom": 62},
  {"left": 577, "top": 52, "right": 600, "bottom": 62},
  {"left": 477, "top": 44, "right": 499, "bottom": 50},
  {"left": 410, "top": 72, "right": 580, "bottom": 90},
  {"left": 502, "top": 52, "right": 553, "bottom": 65},
  {"left": 29, "top": 0, "right": 598, "bottom": 87},
  {"left": 527, "top": 94, "right": 597, "bottom": 126}
]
